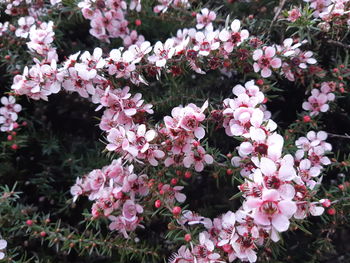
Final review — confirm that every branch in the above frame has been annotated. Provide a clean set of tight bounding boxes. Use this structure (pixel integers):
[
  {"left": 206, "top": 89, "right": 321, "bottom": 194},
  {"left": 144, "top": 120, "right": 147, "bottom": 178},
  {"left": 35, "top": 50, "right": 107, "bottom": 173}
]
[
  {"left": 327, "top": 133, "right": 350, "bottom": 139},
  {"left": 270, "top": 0, "right": 287, "bottom": 31},
  {"left": 327, "top": 40, "right": 350, "bottom": 49}
]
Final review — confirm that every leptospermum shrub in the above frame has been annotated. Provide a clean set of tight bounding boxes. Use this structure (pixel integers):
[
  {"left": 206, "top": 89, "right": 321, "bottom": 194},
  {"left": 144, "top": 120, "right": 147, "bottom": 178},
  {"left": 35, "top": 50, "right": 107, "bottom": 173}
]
[{"left": 0, "top": 0, "right": 350, "bottom": 262}]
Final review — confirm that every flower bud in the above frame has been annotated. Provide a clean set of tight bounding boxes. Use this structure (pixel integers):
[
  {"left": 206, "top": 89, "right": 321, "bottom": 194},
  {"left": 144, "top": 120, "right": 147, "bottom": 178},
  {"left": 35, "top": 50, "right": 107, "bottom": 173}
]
[
  {"left": 172, "top": 206, "right": 181, "bottom": 216},
  {"left": 154, "top": 200, "right": 162, "bottom": 208},
  {"left": 327, "top": 208, "right": 336, "bottom": 215}
]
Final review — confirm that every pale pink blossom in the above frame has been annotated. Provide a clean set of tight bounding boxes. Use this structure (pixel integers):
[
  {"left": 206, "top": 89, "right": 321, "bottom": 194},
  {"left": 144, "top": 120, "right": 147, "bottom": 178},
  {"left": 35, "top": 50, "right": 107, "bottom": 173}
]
[
  {"left": 219, "top": 19, "right": 249, "bottom": 52},
  {"left": 107, "top": 49, "right": 136, "bottom": 78},
  {"left": 148, "top": 39, "right": 175, "bottom": 67},
  {"left": 287, "top": 8, "right": 302, "bottom": 22},
  {"left": 253, "top": 46, "right": 282, "bottom": 78},
  {"left": 246, "top": 189, "right": 297, "bottom": 232},
  {"left": 193, "top": 31, "right": 220, "bottom": 56},
  {"left": 15, "top": 16, "right": 35, "bottom": 38},
  {"left": 183, "top": 145, "right": 213, "bottom": 172},
  {"left": 196, "top": 8, "right": 216, "bottom": 30}
]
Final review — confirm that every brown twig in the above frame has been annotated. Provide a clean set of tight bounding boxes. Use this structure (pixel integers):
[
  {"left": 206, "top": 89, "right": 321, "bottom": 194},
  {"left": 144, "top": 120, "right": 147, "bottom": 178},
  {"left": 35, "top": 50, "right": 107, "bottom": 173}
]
[
  {"left": 327, "top": 133, "right": 350, "bottom": 139},
  {"left": 327, "top": 39, "right": 350, "bottom": 49},
  {"left": 269, "top": 0, "right": 287, "bottom": 31}
]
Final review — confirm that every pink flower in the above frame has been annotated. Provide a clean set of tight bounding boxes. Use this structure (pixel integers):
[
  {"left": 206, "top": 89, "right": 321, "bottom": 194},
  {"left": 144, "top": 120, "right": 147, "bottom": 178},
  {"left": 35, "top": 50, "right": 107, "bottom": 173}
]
[
  {"left": 161, "top": 184, "right": 187, "bottom": 203},
  {"left": 106, "top": 126, "right": 133, "bottom": 154},
  {"left": 193, "top": 31, "right": 220, "bottom": 56},
  {"left": 252, "top": 156, "right": 296, "bottom": 184},
  {"left": 0, "top": 96, "right": 22, "bottom": 115},
  {"left": 169, "top": 246, "right": 194, "bottom": 263},
  {"left": 292, "top": 50, "right": 317, "bottom": 69},
  {"left": 237, "top": 133, "right": 284, "bottom": 161},
  {"left": 232, "top": 225, "right": 259, "bottom": 263},
  {"left": 123, "top": 30, "right": 145, "bottom": 47},
  {"left": 80, "top": 47, "right": 106, "bottom": 70},
  {"left": 153, "top": 0, "right": 173, "bottom": 13},
  {"left": 70, "top": 178, "right": 84, "bottom": 202},
  {"left": 183, "top": 145, "right": 213, "bottom": 172},
  {"left": 246, "top": 189, "right": 297, "bottom": 232},
  {"left": 27, "top": 21, "right": 55, "bottom": 56},
  {"left": 296, "top": 159, "right": 321, "bottom": 189},
  {"left": 15, "top": 16, "right": 35, "bottom": 38},
  {"left": 302, "top": 89, "right": 330, "bottom": 116},
  {"left": 232, "top": 80, "right": 264, "bottom": 105},
  {"left": 0, "top": 22, "right": 9, "bottom": 37},
  {"left": 196, "top": 8, "right": 216, "bottom": 30},
  {"left": 148, "top": 39, "right": 175, "bottom": 67},
  {"left": 219, "top": 19, "right": 249, "bottom": 52},
  {"left": 138, "top": 145, "right": 165, "bottom": 166},
  {"left": 122, "top": 200, "right": 143, "bottom": 222},
  {"left": 129, "top": 0, "right": 141, "bottom": 12},
  {"left": 0, "top": 239, "right": 7, "bottom": 260},
  {"left": 192, "top": 232, "right": 221, "bottom": 261},
  {"left": 62, "top": 67, "right": 95, "bottom": 98},
  {"left": 108, "top": 214, "right": 140, "bottom": 238},
  {"left": 127, "top": 41, "right": 152, "bottom": 63},
  {"left": 253, "top": 46, "right": 282, "bottom": 78},
  {"left": 127, "top": 124, "right": 157, "bottom": 156},
  {"left": 287, "top": 8, "right": 301, "bottom": 22},
  {"left": 107, "top": 49, "right": 136, "bottom": 78},
  {"left": 217, "top": 211, "right": 236, "bottom": 246},
  {"left": 294, "top": 202, "right": 324, "bottom": 219},
  {"left": 179, "top": 101, "right": 208, "bottom": 139}
]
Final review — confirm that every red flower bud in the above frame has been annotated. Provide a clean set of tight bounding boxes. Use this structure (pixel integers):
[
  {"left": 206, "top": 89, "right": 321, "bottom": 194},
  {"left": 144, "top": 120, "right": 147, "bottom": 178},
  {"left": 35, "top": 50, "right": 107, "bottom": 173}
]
[
  {"left": 172, "top": 206, "right": 181, "bottom": 216},
  {"left": 256, "top": 79, "right": 264, "bottom": 86},
  {"left": 135, "top": 19, "right": 142, "bottom": 26},
  {"left": 170, "top": 178, "right": 178, "bottom": 185},
  {"left": 184, "top": 171, "right": 192, "bottom": 179},
  {"left": 154, "top": 200, "right": 162, "bottom": 208},
  {"left": 303, "top": 115, "right": 311, "bottom": 123},
  {"left": 11, "top": 144, "right": 19, "bottom": 150},
  {"left": 327, "top": 208, "right": 336, "bottom": 215}
]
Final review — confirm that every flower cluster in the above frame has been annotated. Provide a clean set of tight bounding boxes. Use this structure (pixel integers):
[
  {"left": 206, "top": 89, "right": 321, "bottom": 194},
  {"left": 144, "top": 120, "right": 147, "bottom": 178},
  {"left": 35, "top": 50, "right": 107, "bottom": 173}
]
[
  {"left": 302, "top": 81, "right": 336, "bottom": 116},
  {"left": 11, "top": 16, "right": 318, "bottom": 106},
  {"left": 153, "top": 0, "right": 190, "bottom": 14},
  {"left": 276, "top": 38, "right": 317, "bottom": 81},
  {"left": 0, "top": 96, "right": 22, "bottom": 132},
  {"left": 1, "top": 0, "right": 61, "bottom": 17},
  {"left": 1, "top": 2, "right": 343, "bottom": 262},
  {"left": 11, "top": 20, "right": 61, "bottom": 101},
  {"left": 161, "top": 101, "right": 213, "bottom": 172},
  {"left": 70, "top": 158, "right": 148, "bottom": 238},
  {"left": 78, "top": 0, "right": 144, "bottom": 44},
  {"left": 295, "top": 130, "right": 332, "bottom": 193},
  {"left": 98, "top": 85, "right": 166, "bottom": 166},
  {"left": 170, "top": 81, "right": 332, "bottom": 262},
  {"left": 305, "top": 0, "right": 350, "bottom": 23}
]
